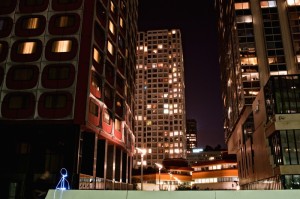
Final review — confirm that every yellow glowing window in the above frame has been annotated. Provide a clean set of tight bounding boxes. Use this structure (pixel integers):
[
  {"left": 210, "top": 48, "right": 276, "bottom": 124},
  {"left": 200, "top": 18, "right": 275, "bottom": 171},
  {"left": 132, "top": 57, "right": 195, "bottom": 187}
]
[
  {"left": 18, "top": 42, "right": 37, "bottom": 54},
  {"left": 25, "top": 17, "right": 39, "bottom": 29},
  {"left": 234, "top": 3, "right": 249, "bottom": 10},
  {"left": 56, "top": 16, "right": 75, "bottom": 28},
  {"left": 115, "top": 118, "right": 121, "bottom": 131},
  {"left": 52, "top": 40, "right": 72, "bottom": 52},
  {"left": 110, "top": 1, "right": 115, "bottom": 13},
  {"left": 93, "top": 48, "right": 101, "bottom": 63},
  {"left": 107, "top": 41, "right": 114, "bottom": 55},
  {"left": 109, "top": 20, "right": 115, "bottom": 35},
  {"left": 119, "top": 17, "right": 124, "bottom": 28}
]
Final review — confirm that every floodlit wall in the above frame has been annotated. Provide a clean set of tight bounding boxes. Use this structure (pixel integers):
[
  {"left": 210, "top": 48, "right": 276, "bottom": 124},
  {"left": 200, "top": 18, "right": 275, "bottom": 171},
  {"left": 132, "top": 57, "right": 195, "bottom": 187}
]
[{"left": 46, "top": 189, "right": 300, "bottom": 199}]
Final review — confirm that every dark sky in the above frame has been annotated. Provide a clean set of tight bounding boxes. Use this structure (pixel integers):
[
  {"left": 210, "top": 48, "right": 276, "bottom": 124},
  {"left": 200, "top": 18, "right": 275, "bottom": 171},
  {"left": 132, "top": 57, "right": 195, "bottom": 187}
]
[{"left": 137, "top": 0, "right": 226, "bottom": 148}]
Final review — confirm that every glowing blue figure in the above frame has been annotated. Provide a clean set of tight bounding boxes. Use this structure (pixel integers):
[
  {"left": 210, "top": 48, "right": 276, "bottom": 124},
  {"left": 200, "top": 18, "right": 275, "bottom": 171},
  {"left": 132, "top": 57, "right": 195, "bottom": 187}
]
[{"left": 55, "top": 168, "right": 70, "bottom": 190}]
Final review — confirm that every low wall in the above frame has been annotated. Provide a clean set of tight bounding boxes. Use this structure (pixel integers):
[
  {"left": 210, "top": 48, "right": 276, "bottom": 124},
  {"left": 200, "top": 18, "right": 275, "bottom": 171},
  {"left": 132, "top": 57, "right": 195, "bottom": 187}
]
[{"left": 46, "top": 189, "right": 300, "bottom": 199}]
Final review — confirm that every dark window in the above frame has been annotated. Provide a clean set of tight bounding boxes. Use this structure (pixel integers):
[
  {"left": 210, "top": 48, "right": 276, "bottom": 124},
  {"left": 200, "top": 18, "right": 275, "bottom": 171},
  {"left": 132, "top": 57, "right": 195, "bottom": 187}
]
[
  {"left": 52, "top": 0, "right": 82, "bottom": 11},
  {"left": 42, "top": 64, "right": 75, "bottom": 88},
  {"left": 6, "top": 65, "right": 39, "bottom": 89},
  {"left": 0, "top": 17, "right": 13, "bottom": 38},
  {"left": 1, "top": 92, "right": 35, "bottom": 119},
  {"left": 0, "top": 41, "right": 9, "bottom": 62},
  {"left": 0, "top": 0, "right": 17, "bottom": 14},
  {"left": 38, "top": 91, "right": 73, "bottom": 118},
  {"left": 89, "top": 100, "right": 99, "bottom": 116},
  {"left": 19, "top": 0, "right": 48, "bottom": 13}
]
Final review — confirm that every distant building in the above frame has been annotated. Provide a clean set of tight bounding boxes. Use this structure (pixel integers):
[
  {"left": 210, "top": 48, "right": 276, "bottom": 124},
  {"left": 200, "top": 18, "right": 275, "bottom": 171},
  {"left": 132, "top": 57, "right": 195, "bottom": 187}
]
[
  {"left": 191, "top": 151, "right": 238, "bottom": 190},
  {"left": 0, "top": 0, "right": 138, "bottom": 197},
  {"left": 186, "top": 119, "right": 198, "bottom": 153},
  {"left": 187, "top": 148, "right": 227, "bottom": 166},
  {"left": 215, "top": 0, "right": 300, "bottom": 190},
  {"left": 135, "top": 29, "right": 187, "bottom": 168}
]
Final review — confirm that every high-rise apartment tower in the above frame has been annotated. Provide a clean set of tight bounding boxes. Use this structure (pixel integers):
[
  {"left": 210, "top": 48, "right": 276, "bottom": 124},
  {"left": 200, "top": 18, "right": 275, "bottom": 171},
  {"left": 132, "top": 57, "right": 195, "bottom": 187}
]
[
  {"left": 0, "top": 0, "right": 138, "bottom": 197},
  {"left": 186, "top": 119, "right": 198, "bottom": 153},
  {"left": 216, "top": 0, "right": 300, "bottom": 190},
  {"left": 135, "top": 29, "right": 187, "bottom": 168}
]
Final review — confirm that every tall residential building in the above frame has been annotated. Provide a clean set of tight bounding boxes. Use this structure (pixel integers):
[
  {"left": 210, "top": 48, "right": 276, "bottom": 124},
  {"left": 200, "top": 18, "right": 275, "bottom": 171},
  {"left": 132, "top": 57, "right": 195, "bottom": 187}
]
[
  {"left": 0, "top": 0, "right": 137, "bottom": 197},
  {"left": 135, "top": 29, "right": 187, "bottom": 168},
  {"left": 216, "top": 0, "right": 300, "bottom": 189},
  {"left": 186, "top": 119, "right": 198, "bottom": 153}
]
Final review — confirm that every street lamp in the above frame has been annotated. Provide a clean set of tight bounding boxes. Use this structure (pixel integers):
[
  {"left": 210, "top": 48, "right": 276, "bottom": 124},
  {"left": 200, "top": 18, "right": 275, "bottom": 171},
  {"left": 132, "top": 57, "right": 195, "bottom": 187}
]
[
  {"left": 136, "top": 147, "right": 146, "bottom": 190},
  {"left": 155, "top": 163, "right": 163, "bottom": 190}
]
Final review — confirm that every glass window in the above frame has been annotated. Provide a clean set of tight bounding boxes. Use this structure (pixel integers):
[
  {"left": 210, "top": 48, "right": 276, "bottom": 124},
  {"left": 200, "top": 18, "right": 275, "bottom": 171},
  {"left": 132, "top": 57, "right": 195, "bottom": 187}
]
[
  {"left": 18, "top": 42, "right": 37, "bottom": 54},
  {"left": 48, "top": 65, "right": 70, "bottom": 80},
  {"left": 51, "top": 40, "right": 72, "bottom": 52},
  {"left": 44, "top": 94, "right": 67, "bottom": 108},
  {"left": 109, "top": 20, "right": 115, "bottom": 35},
  {"left": 110, "top": 1, "right": 115, "bottom": 13},
  {"left": 23, "top": 17, "right": 39, "bottom": 29},
  {"left": 8, "top": 95, "right": 29, "bottom": 109},
  {"left": 89, "top": 100, "right": 98, "bottom": 116},
  {"left": 103, "top": 110, "right": 110, "bottom": 124},
  {"left": 93, "top": 47, "right": 101, "bottom": 63},
  {"left": 107, "top": 40, "right": 114, "bottom": 55},
  {"left": 55, "top": 15, "right": 75, "bottom": 27},
  {"left": 260, "top": 1, "right": 277, "bottom": 8},
  {"left": 13, "top": 67, "right": 34, "bottom": 81},
  {"left": 24, "top": 0, "right": 44, "bottom": 6},
  {"left": 119, "top": 17, "right": 124, "bottom": 28},
  {"left": 235, "top": 2, "right": 250, "bottom": 10},
  {"left": 287, "top": 0, "right": 300, "bottom": 6},
  {"left": 115, "top": 118, "right": 121, "bottom": 131}
]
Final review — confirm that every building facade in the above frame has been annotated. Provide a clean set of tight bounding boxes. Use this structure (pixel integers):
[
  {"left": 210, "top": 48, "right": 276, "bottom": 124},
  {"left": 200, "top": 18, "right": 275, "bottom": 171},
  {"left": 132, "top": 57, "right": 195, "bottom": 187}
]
[
  {"left": 186, "top": 119, "right": 198, "bottom": 153},
  {"left": 192, "top": 152, "right": 238, "bottom": 190},
  {"left": 0, "top": 0, "right": 137, "bottom": 198},
  {"left": 135, "top": 29, "right": 187, "bottom": 168},
  {"left": 215, "top": 0, "right": 300, "bottom": 189}
]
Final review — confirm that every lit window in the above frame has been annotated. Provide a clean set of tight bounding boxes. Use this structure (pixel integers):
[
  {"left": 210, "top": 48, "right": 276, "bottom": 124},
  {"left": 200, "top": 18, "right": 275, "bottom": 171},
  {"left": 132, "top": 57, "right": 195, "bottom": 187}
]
[
  {"left": 55, "top": 15, "right": 75, "bottom": 28},
  {"left": 260, "top": 1, "right": 276, "bottom": 8},
  {"left": 110, "top": 1, "right": 115, "bottom": 13},
  {"left": 287, "top": 0, "right": 300, "bottom": 6},
  {"left": 107, "top": 41, "right": 114, "bottom": 55},
  {"left": 115, "top": 118, "right": 121, "bottom": 131},
  {"left": 93, "top": 48, "right": 101, "bottom": 63},
  {"left": 24, "top": 17, "right": 39, "bottom": 29},
  {"left": 18, "top": 42, "right": 37, "bottom": 54},
  {"left": 235, "top": 2, "right": 249, "bottom": 10},
  {"left": 236, "top": 15, "right": 253, "bottom": 23},
  {"left": 52, "top": 40, "right": 72, "bottom": 52},
  {"left": 109, "top": 20, "right": 115, "bottom": 35},
  {"left": 119, "top": 17, "right": 124, "bottom": 28}
]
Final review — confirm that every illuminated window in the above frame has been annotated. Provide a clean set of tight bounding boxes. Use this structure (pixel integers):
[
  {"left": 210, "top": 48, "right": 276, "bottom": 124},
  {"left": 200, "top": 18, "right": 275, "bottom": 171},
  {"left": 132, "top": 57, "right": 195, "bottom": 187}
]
[
  {"left": 55, "top": 15, "right": 75, "bottom": 27},
  {"left": 109, "top": 20, "right": 115, "bottom": 35},
  {"left": 115, "top": 118, "right": 121, "bottom": 131},
  {"left": 110, "top": 1, "right": 115, "bottom": 13},
  {"left": 18, "top": 42, "right": 37, "bottom": 54},
  {"left": 93, "top": 48, "right": 101, "bottom": 63},
  {"left": 24, "top": 17, "right": 39, "bottom": 29},
  {"left": 236, "top": 15, "right": 253, "bottom": 23},
  {"left": 119, "top": 17, "right": 124, "bottom": 28},
  {"left": 235, "top": 2, "right": 250, "bottom": 10},
  {"left": 287, "top": 0, "right": 300, "bottom": 6},
  {"left": 52, "top": 40, "right": 72, "bottom": 52},
  {"left": 260, "top": 1, "right": 276, "bottom": 8},
  {"left": 107, "top": 41, "right": 114, "bottom": 55}
]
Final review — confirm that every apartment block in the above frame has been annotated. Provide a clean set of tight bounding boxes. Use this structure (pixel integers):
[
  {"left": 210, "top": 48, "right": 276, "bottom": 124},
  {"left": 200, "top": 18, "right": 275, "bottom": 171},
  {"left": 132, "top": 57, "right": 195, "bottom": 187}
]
[
  {"left": 215, "top": 0, "right": 300, "bottom": 189},
  {"left": 186, "top": 119, "right": 198, "bottom": 153},
  {"left": 135, "top": 29, "right": 187, "bottom": 168},
  {"left": 0, "top": 0, "right": 137, "bottom": 197}
]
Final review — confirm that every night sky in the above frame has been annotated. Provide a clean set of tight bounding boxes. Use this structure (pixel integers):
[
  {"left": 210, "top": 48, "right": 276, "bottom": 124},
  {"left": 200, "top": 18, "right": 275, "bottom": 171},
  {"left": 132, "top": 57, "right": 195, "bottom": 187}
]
[{"left": 137, "top": 0, "right": 225, "bottom": 148}]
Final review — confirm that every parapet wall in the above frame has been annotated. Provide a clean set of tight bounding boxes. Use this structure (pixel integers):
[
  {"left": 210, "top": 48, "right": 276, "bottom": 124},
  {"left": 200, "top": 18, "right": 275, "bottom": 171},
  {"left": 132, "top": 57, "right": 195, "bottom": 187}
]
[{"left": 46, "top": 189, "right": 300, "bottom": 199}]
